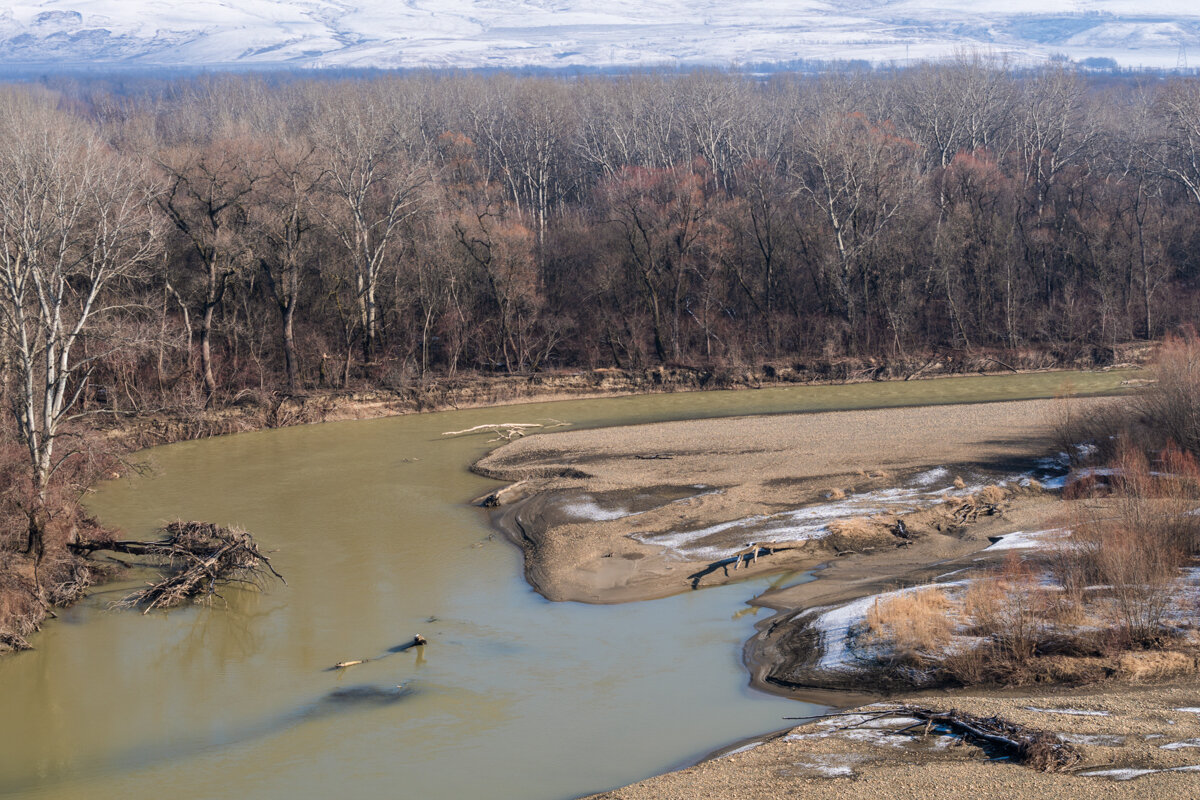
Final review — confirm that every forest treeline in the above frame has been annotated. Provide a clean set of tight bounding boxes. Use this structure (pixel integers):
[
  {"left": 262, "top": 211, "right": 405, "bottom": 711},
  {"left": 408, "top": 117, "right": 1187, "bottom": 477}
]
[
  {"left": 6, "top": 62, "right": 1200, "bottom": 406},
  {"left": 5, "top": 61, "right": 1200, "bottom": 639}
]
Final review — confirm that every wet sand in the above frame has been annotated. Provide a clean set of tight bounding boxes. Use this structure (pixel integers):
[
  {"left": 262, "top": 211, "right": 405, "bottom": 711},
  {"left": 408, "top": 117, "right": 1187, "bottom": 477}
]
[{"left": 475, "top": 398, "right": 1087, "bottom": 604}]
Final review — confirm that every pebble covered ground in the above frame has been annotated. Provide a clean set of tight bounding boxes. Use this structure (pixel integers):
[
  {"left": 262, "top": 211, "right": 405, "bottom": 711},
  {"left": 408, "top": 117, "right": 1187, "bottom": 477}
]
[{"left": 587, "top": 685, "right": 1200, "bottom": 799}]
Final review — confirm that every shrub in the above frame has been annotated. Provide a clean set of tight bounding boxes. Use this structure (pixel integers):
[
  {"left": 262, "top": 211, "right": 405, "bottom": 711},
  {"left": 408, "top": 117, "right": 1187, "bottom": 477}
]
[
  {"left": 962, "top": 554, "right": 1049, "bottom": 662},
  {"left": 862, "top": 586, "right": 955, "bottom": 667},
  {"left": 1135, "top": 332, "right": 1200, "bottom": 457},
  {"left": 1052, "top": 436, "right": 1198, "bottom": 646}
]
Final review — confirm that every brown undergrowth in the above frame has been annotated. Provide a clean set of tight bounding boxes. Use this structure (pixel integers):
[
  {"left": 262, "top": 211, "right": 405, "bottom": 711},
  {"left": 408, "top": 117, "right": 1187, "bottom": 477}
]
[
  {"left": 0, "top": 422, "right": 119, "bottom": 653},
  {"left": 840, "top": 337, "right": 1200, "bottom": 690},
  {"left": 856, "top": 440, "right": 1200, "bottom": 689}
]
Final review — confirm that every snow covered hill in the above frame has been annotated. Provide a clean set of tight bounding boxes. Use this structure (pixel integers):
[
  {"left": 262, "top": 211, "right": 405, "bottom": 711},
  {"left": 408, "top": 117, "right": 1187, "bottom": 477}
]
[{"left": 1, "top": 1, "right": 1198, "bottom": 70}]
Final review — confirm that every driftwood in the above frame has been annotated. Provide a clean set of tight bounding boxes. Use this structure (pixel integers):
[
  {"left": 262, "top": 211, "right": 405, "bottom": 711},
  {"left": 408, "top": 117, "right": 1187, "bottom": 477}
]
[
  {"left": 688, "top": 544, "right": 799, "bottom": 588},
  {"left": 75, "top": 521, "right": 285, "bottom": 613},
  {"left": 783, "top": 706, "right": 1083, "bottom": 772},
  {"left": 896, "top": 706, "right": 1083, "bottom": 771},
  {"left": 0, "top": 631, "right": 32, "bottom": 652},
  {"left": 950, "top": 500, "right": 999, "bottom": 525},
  {"left": 442, "top": 419, "right": 569, "bottom": 442},
  {"left": 328, "top": 635, "right": 428, "bottom": 671}
]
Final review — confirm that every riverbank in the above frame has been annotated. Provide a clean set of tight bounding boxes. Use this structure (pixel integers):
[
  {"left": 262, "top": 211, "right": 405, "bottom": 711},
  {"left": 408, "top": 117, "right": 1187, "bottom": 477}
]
[
  {"left": 0, "top": 363, "right": 1140, "bottom": 655},
  {"left": 98, "top": 356, "right": 1147, "bottom": 452},
  {"left": 586, "top": 683, "right": 1200, "bottom": 799},
  {"left": 475, "top": 392, "right": 1200, "bottom": 797}
]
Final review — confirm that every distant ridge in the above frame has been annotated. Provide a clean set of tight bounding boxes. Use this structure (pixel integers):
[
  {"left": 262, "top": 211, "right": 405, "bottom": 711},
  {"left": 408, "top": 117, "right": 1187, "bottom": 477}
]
[{"left": 0, "top": 1, "right": 1198, "bottom": 70}]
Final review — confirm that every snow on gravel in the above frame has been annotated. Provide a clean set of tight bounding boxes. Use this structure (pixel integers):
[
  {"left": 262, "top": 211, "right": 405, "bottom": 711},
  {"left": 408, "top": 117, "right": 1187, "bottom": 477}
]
[
  {"left": 1082, "top": 765, "right": 1200, "bottom": 781},
  {"left": 717, "top": 741, "right": 762, "bottom": 758},
  {"left": 983, "top": 529, "right": 1068, "bottom": 551},
  {"left": 1160, "top": 739, "right": 1200, "bottom": 750},
  {"left": 807, "top": 582, "right": 968, "bottom": 671},
  {"left": 561, "top": 497, "right": 634, "bottom": 522},
  {"left": 1058, "top": 733, "right": 1127, "bottom": 746},
  {"left": 1024, "top": 707, "right": 1111, "bottom": 717},
  {"left": 634, "top": 468, "right": 987, "bottom": 560}
]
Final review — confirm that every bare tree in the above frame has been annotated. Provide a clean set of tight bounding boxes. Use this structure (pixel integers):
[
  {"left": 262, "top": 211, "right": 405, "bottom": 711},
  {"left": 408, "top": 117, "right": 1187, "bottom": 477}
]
[
  {"left": 157, "top": 128, "right": 265, "bottom": 403},
  {"left": 252, "top": 135, "right": 321, "bottom": 393},
  {"left": 791, "top": 91, "right": 919, "bottom": 349},
  {"left": 313, "top": 87, "right": 429, "bottom": 365},
  {"left": 600, "top": 163, "right": 713, "bottom": 362},
  {"left": 0, "top": 90, "right": 160, "bottom": 559}
]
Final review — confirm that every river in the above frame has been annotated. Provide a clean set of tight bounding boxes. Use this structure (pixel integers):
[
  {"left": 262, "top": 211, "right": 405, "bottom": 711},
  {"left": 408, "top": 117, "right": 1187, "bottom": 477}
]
[{"left": 0, "top": 371, "right": 1132, "bottom": 798}]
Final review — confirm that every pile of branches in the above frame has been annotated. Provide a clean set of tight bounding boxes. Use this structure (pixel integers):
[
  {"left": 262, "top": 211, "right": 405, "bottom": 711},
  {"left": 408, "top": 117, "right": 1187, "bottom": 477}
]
[
  {"left": 792, "top": 705, "right": 1083, "bottom": 772},
  {"left": 895, "top": 706, "right": 1083, "bottom": 771},
  {"left": 77, "top": 521, "right": 284, "bottom": 613}
]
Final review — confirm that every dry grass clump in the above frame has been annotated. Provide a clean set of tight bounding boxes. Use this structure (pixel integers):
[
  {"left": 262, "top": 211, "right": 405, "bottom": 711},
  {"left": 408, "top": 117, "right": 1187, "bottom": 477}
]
[
  {"left": 825, "top": 517, "right": 891, "bottom": 551},
  {"left": 1115, "top": 651, "right": 1197, "bottom": 682},
  {"left": 953, "top": 475, "right": 966, "bottom": 489},
  {"left": 974, "top": 485, "right": 1007, "bottom": 505},
  {"left": 862, "top": 587, "right": 955, "bottom": 666}
]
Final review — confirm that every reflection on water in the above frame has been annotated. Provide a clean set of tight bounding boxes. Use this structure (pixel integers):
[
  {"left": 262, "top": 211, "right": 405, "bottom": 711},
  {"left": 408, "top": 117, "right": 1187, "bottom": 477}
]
[
  {"left": 0, "top": 371, "right": 1132, "bottom": 799},
  {"left": 1, "top": 681, "right": 418, "bottom": 796}
]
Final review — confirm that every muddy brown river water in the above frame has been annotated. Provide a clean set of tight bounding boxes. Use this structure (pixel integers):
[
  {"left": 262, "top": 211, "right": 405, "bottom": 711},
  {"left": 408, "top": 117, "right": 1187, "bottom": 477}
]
[{"left": 0, "top": 371, "right": 1132, "bottom": 799}]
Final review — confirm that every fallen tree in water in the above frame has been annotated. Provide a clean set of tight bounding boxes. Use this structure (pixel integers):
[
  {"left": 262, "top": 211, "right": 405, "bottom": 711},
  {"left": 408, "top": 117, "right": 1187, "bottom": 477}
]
[{"left": 73, "top": 521, "right": 284, "bottom": 612}]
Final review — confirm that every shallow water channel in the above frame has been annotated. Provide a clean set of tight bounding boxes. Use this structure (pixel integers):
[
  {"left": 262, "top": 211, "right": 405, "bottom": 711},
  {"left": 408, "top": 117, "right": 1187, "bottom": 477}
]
[{"left": 0, "top": 371, "right": 1131, "bottom": 799}]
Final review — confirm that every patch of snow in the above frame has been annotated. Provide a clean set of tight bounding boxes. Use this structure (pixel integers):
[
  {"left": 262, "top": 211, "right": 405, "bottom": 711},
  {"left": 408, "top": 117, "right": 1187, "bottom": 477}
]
[
  {"left": 1160, "top": 739, "right": 1200, "bottom": 750},
  {"left": 786, "top": 726, "right": 910, "bottom": 749},
  {"left": 935, "top": 568, "right": 969, "bottom": 580},
  {"left": 910, "top": 467, "right": 951, "bottom": 486},
  {"left": 1081, "top": 767, "right": 1162, "bottom": 780},
  {"left": 1040, "top": 474, "right": 1068, "bottom": 490},
  {"left": 984, "top": 528, "right": 1068, "bottom": 551},
  {"left": 1175, "top": 708, "right": 1200, "bottom": 714},
  {"left": 1058, "top": 733, "right": 1127, "bottom": 746},
  {"left": 1024, "top": 707, "right": 1110, "bottom": 716},
  {"left": 718, "top": 741, "right": 763, "bottom": 758},
  {"left": 561, "top": 497, "right": 633, "bottom": 522},
  {"left": 789, "top": 758, "right": 854, "bottom": 777},
  {"left": 1083, "top": 764, "right": 1200, "bottom": 781}
]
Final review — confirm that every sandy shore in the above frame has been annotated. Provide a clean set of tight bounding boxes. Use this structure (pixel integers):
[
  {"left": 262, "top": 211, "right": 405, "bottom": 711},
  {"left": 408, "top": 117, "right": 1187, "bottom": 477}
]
[
  {"left": 474, "top": 395, "right": 1200, "bottom": 797},
  {"left": 475, "top": 398, "right": 1087, "bottom": 604},
  {"left": 586, "top": 683, "right": 1200, "bottom": 799}
]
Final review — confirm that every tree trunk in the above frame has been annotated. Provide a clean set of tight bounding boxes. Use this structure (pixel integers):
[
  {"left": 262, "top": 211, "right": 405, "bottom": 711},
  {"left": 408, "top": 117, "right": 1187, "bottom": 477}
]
[
  {"left": 282, "top": 301, "right": 298, "bottom": 393},
  {"left": 200, "top": 303, "right": 217, "bottom": 403}
]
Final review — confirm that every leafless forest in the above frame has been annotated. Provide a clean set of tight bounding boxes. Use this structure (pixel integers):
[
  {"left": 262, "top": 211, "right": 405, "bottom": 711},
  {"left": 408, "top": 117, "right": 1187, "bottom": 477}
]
[{"left": 4, "top": 60, "right": 1200, "bottom": 640}]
